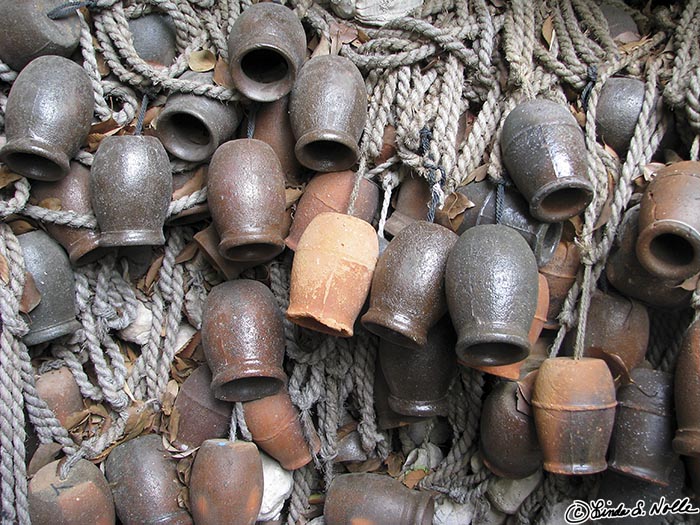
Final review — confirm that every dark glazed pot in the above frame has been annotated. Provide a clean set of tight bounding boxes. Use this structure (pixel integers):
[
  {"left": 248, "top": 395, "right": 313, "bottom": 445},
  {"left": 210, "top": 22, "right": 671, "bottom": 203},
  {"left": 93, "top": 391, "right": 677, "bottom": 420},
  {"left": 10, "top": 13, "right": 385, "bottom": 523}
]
[
  {"left": 374, "top": 358, "right": 425, "bottom": 430},
  {"left": 480, "top": 380, "right": 542, "bottom": 479},
  {"left": 128, "top": 13, "right": 177, "bottom": 67},
  {"left": 674, "top": 320, "right": 700, "bottom": 457},
  {"left": 104, "top": 434, "right": 193, "bottom": 525},
  {"left": 228, "top": 2, "right": 306, "bottom": 102},
  {"left": 189, "top": 439, "right": 263, "bottom": 525},
  {"left": 561, "top": 290, "right": 649, "bottom": 373},
  {"left": 252, "top": 96, "right": 304, "bottom": 184},
  {"left": 532, "top": 357, "right": 617, "bottom": 475},
  {"left": 456, "top": 180, "right": 563, "bottom": 267},
  {"left": 636, "top": 161, "right": 700, "bottom": 281},
  {"left": 171, "top": 365, "right": 233, "bottom": 451},
  {"left": 289, "top": 55, "right": 367, "bottom": 172},
  {"left": 600, "top": 4, "right": 639, "bottom": 41},
  {"left": 30, "top": 162, "right": 110, "bottom": 265},
  {"left": 540, "top": 240, "right": 580, "bottom": 328},
  {"left": 35, "top": 367, "right": 84, "bottom": 430},
  {"left": 202, "top": 280, "right": 286, "bottom": 402},
  {"left": 362, "top": 221, "right": 458, "bottom": 349},
  {"left": 324, "top": 473, "right": 434, "bottom": 525},
  {"left": 379, "top": 317, "right": 457, "bottom": 417},
  {"left": 208, "top": 139, "right": 286, "bottom": 262},
  {"left": 384, "top": 175, "right": 432, "bottom": 237},
  {"left": 192, "top": 224, "right": 254, "bottom": 281},
  {"left": 0, "top": 56, "right": 93, "bottom": 181},
  {"left": 446, "top": 224, "right": 539, "bottom": 367},
  {"left": 596, "top": 77, "right": 645, "bottom": 156},
  {"left": 155, "top": 71, "right": 241, "bottom": 162},
  {"left": 500, "top": 99, "right": 593, "bottom": 222},
  {"left": 18, "top": 230, "right": 81, "bottom": 346},
  {"left": 243, "top": 390, "right": 321, "bottom": 470},
  {"left": 29, "top": 459, "right": 115, "bottom": 525},
  {"left": 608, "top": 368, "right": 676, "bottom": 486},
  {"left": 285, "top": 170, "right": 379, "bottom": 251},
  {"left": 0, "top": 0, "right": 80, "bottom": 71},
  {"left": 91, "top": 135, "right": 172, "bottom": 247},
  {"left": 606, "top": 205, "right": 692, "bottom": 309}
]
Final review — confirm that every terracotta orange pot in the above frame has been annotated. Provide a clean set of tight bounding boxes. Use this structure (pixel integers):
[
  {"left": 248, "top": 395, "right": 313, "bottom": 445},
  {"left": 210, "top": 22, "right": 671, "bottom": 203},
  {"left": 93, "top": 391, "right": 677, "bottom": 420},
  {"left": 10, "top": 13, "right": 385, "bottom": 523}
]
[
  {"left": 540, "top": 240, "right": 580, "bottom": 329},
  {"left": 674, "top": 320, "right": 700, "bottom": 457}
]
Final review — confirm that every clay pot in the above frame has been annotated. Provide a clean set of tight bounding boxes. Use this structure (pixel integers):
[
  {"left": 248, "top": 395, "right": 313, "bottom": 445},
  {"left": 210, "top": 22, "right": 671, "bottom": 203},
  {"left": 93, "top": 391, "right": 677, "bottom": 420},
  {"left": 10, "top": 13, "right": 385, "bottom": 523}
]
[
  {"left": 561, "top": 290, "right": 649, "bottom": 373},
  {"left": 128, "top": 13, "right": 177, "bottom": 67},
  {"left": 166, "top": 169, "right": 210, "bottom": 226},
  {"left": 227, "top": 2, "right": 306, "bottom": 102},
  {"left": 596, "top": 77, "right": 645, "bottom": 156},
  {"left": 608, "top": 368, "right": 676, "bottom": 486},
  {"left": 290, "top": 55, "right": 367, "bottom": 172},
  {"left": 285, "top": 171, "right": 380, "bottom": 251},
  {"left": 193, "top": 224, "right": 254, "bottom": 281},
  {"left": 30, "top": 162, "right": 109, "bottom": 265},
  {"left": 540, "top": 240, "right": 581, "bottom": 328},
  {"left": 362, "top": 222, "right": 457, "bottom": 349},
  {"left": 379, "top": 317, "right": 457, "bottom": 417},
  {"left": 155, "top": 72, "right": 241, "bottom": 162},
  {"left": 500, "top": 99, "right": 593, "bottom": 222},
  {"left": 446, "top": 224, "right": 539, "bottom": 367},
  {"left": 243, "top": 390, "right": 321, "bottom": 470},
  {"left": 335, "top": 430, "right": 368, "bottom": 463},
  {"left": 374, "top": 358, "right": 425, "bottom": 430},
  {"left": 375, "top": 125, "right": 397, "bottom": 164},
  {"left": 674, "top": 320, "right": 700, "bottom": 457},
  {"left": 29, "top": 459, "right": 115, "bottom": 525},
  {"left": 287, "top": 212, "right": 378, "bottom": 337},
  {"left": 35, "top": 367, "right": 84, "bottom": 430},
  {"left": 600, "top": 4, "right": 639, "bottom": 41},
  {"left": 606, "top": 205, "right": 691, "bottom": 309},
  {"left": 202, "top": 280, "right": 286, "bottom": 402},
  {"left": 104, "top": 434, "right": 192, "bottom": 525},
  {"left": 91, "top": 135, "right": 172, "bottom": 247},
  {"left": 0, "top": 0, "right": 81, "bottom": 72},
  {"left": 532, "top": 357, "right": 617, "bottom": 474},
  {"left": 456, "top": 180, "right": 563, "bottom": 267},
  {"left": 0, "top": 56, "right": 93, "bottom": 181},
  {"left": 18, "top": 230, "right": 81, "bottom": 346},
  {"left": 252, "top": 96, "right": 304, "bottom": 184},
  {"left": 171, "top": 365, "right": 233, "bottom": 451},
  {"left": 324, "top": 473, "right": 434, "bottom": 525},
  {"left": 384, "top": 176, "right": 432, "bottom": 237},
  {"left": 207, "top": 139, "right": 286, "bottom": 263},
  {"left": 636, "top": 161, "right": 700, "bottom": 281},
  {"left": 529, "top": 273, "right": 549, "bottom": 344},
  {"left": 189, "top": 439, "right": 263, "bottom": 525},
  {"left": 480, "top": 380, "right": 542, "bottom": 479}
]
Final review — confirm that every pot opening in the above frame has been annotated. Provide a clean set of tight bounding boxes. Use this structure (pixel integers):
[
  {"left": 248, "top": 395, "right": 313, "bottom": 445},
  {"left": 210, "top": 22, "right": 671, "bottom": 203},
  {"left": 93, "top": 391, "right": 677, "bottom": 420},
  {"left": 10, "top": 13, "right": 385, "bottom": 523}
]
[
  {"left": 169, "top": 113, "right": 211, "bottom": 146},
  {"left": 649, "top": 233, "right": 694, "bottom": 267},
  {"left": 241, "top": 49, "right": 289, "bottom": 84},
  {"left": 539, "top": 188, "right": 590, "bottom": 220},
  {"left": 300, "top": 140, "right": 356, "bottom": 171},
  {"left": 5, "top": 152, "right": 63, "bottom": 181},
  {"left": 215, "top": 376, "right": 284, "bottom": 402},
  {"left": 222, "top": 241, "right": 283, "bottom": 263},
  {"left": 461, "top": 342, "right": 527, "bottom": 367}
]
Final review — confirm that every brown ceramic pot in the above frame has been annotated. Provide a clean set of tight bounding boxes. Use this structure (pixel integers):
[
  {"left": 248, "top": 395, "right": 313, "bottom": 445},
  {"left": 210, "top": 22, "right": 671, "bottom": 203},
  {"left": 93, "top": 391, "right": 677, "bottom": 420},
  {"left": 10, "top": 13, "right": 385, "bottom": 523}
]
[
  {"left": 91, "top": 135, "right": 172, "bottom": 248},
  {"left": 290, "top": 55, "right": 367, "bottom": 172},
  {"left": 374, "top": 357, "right": 425, "bottom": 430},
  {"left": 446, "top": 224, "right": 539, "bottom": 367},
  {"left": 104, "top": 434, "right": 192, "bottom": 525},
  {"left": 608, "top": 368, "right": 676, "bottom": 486},
  {"left": 287, "top": 212, "right": 378, "bottom": 337},
  {"left": 35, "top": 367, "right": 84, "bottom": 430},
  {"left": 606, "top": 205, "right": 691, "bottom": 309},
  {"left": 480, "top": 380, "right": 542, "bottom": 479},
  {"left": 189, "top": 439, "right": 263, "bottom": 525},
  {"left": 243, "top": 390, "right": 321, "bottom": 470},
  {"left": 285, "top": 171, "right": 379, "bottom": 251},
  {"left": 29, "top": 459, "right": 115, "bottom": 525},
  {"left": 596, "top": 77, "right": 645, "bottom": 156},
  {"left": 324, "top": 473, "right": 434, "bottom": 525},
  {"left": 674, "top": 320, "right": 700, "bottom": 457},
  {"left": 636, "top": 161, "right": 700, "bottom": 281},
  {"left": 30, "top": 162, "right": 109, "bottom": 265},
  {"left": 600, "top": 4, "right": 640, "bottom": 41},
  {"left": 128, "top": 13, "right": 177, "bottom": 67},
  {"left": 202, "top": 280, "right": 286, "bottom": 402},
  {"left": 500, "top": 99, "right": 593, "bottom": 223},
  {"left": 0, "top": 55, "right": 93, "bottom": 181},
  {"left": 155, "top": 71, "right": 241, "bottom": 162},
  {"left": 362, "top": 221, "right": 457, "bottom": 349},
  {"left": 207, "top": 139, "right": 286, "bottom": 263},
  {"left": 379, "top": 317, "right": 457, "bottom": 417},
  {"left": 532, "top": 357, "right": 617, "bottom": 475},
  {"left": 540, "top": 240, "right": 581, "bottom": 328},
  {"left": 171, "top": 365, "right": 233, "bottom": 451},
  {"left": 228, "top": 2, "right": 306, "bottom": 102},
  {"left": 193, "top": 224, "right": 254, "bottom": 281},
  {"left": 384, "top": 176, "right": 432, "bottom": 237}
]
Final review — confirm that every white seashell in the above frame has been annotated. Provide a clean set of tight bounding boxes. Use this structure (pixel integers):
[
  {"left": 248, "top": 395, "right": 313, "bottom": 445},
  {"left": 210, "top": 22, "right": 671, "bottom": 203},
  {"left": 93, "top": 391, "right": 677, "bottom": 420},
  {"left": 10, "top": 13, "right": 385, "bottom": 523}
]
[
  {"left": 257, "top": 452, "right": 294, "bottom": 521},
  {"left": 354, "top": 0, "right": 424, "bottom": 26}
]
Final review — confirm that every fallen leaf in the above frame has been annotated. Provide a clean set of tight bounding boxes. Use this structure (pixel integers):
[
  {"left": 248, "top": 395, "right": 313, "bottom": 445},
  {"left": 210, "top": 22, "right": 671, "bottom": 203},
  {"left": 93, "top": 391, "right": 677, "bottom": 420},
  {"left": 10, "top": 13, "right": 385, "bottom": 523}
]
[
  {"left": 435, "top": 191, "right": 475, "bottom": 232},
  {"left": 123, "top": 400, "right": 157, "bottom": 441},
  {"left": 37, "top": 197, "right": 62, "bottom": 211},
  {"left": 173, "top": 166, "right": 207, "bottom": 200},
  {"left": 19, "top": 272, "right": 41, "bottom": 314},
  {"left": 176, "top": 332, "right": 201, "bottom": 360},
  {"left": 90, "top": 117, "right": 121, "bottom": 135},
  {"left": 679, "top": 272, "right": 700, "bottom": 291},
  {"left": 161, "top": 379, "right": 179, "bottom": 416},
  {"left": 403, "top": 469, "right": 428, "bottom": 489},
  {"left": 345, "top": 457, "right": 383, "bottom": 473},
  {"left": 385, "top": 452, "right": 405, "bottom": 478},
  {"left": 462, "top": 165, "right": 488, "bottom": 186},
  {"left": 311, "top": 34, "right": 331, "bottom": 59},
  {"left": 542, "top": 16, "right": 554, "bottom": 49},
  {"left": 144, "top": 255, "right": 165, "bottom": 293},
  {"left": 175, "top": 241, "right": 199, "bottom": 265},
  {"left": 188, "top": 49, "right": 216, "bottom": 72},
  {"left": 0, "top": 254, "right": 9, "bottom": 285},
  {"left": 8, "top": 220, "right": 36, "bottom": 235},
  {"left": 213, "top": 57, "right": 234, "bottom": 88},
  {"left": 285, "top": 187, "right": 304, "bottom": 209},
  {"left": 0, "top": 167, "right": 20, "bottom": 190}
]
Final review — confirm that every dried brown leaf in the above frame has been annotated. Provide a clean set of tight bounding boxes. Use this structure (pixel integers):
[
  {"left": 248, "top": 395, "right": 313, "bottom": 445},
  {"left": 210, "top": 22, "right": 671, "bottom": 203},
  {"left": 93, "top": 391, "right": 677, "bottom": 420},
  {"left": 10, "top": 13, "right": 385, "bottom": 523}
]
[
  {"left": 435, "top": 191, "right": 475, "bottom": 232},
  {"left": 0, "top": 167, "right": 21, "bottom": 190},
  {"left": 175, "top": 241, "right": 199, "bottom": 265},
  {"left": 144, "top": 255, "right": 165, "bottom": 293},
  {"left": 37, "top": 197, "right": 62, "bottom": 211},
  {"left": 285, "top": 187, "right": 304, "bottom": 209},
  {"left": 173, "top": 167, "right": 207, "bottom": 200},
  {"left": 345, "top": 457, "right": 383, "bottom": 473},
  {"left": 385, "top": 452, "right": 405, "bottom": 478},
  {"left": 161, "top": 380, "right": 179, "bottom": 416},
  {"left": 9, "top": 220, "right": 36, "bottom": 235},
  {"left": 19, "top": 272, "right": 41, "bottom": 314},
  {"left": 0, "top": 254, "right": 9, "bottom": 285},
  {"left": 123, "top": 401, "right": 157, "bottom": 441},
  {"left": 402, "top": 469, "right": 428, "bottom": 489},
  {"left": 542, "top": 16, "right": 554, "bottom": 48},
  {"left": 311, "top": 35, "right": 331, "bottom": 59},
  {"left": 213, "top": 57, "right": 234, "bottom": 88},
  {"left": 679, "top": 273, "right": 700, "bottom": 291},
  {"left": 188, "top": 49, "right": 216, "bottom": 72},
  {"left": 90, "top": 117, "right": 121, "bottom": 135}
]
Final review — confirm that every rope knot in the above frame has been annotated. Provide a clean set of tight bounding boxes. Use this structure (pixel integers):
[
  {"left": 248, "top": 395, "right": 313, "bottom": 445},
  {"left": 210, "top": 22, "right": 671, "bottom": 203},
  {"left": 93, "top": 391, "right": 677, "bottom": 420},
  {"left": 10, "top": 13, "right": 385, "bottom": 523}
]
[{"left": 581, "top": 65, "right": 599, "bottom": 111}]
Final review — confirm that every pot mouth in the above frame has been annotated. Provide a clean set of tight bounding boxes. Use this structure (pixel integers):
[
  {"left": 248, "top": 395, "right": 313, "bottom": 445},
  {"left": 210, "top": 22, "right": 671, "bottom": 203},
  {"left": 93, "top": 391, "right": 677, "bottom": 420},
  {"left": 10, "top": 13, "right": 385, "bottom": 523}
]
[
  {"left": 543, "top": 459, "right": 608, "bottom": 475},
  {"left": 387, "top": 395, "right": 449, "bottom": 418},
  {"left": 636, "top": 221, "right": 700, "bottom": 281},
  {"left": 672, "top": 428, "right": 700, "bottom": 457},
  {"left": 530, "top": 179, "right": 594, "bottom": 223},
  {"left": 69, "top": 236, "right": 113, "bottom": 266},
  {"left": 212, "top": 375, "right": 285, "bottom": 403},
  {"left": 155, "top": 109, "right": 217, "bottom": 162},
  {"left": 361, "top": 309, "right": 425, "bottom": 350},
  {"left": 99, "top": 229, "right": 166, "bottom": 248},
  {"left": 0, "top": 138, "right": 70, "bottom": 181},
  {"left": 286, "top": 308, "right": 354, "bottom": 338},
  {"left": 482, "top": 456, "right": 537, "bottom": 480},
  {"left": 23, "top": 319, "right": 82, "bottom": 347},
  {"left": 294, "top": 129, "right": 360, "bottom": 173},
  {"left": 607, "top": 461, "right": 671, "bottom": 487},
  {"left": 218, "top": 232, "right": 285, "bottom": 263},
  {"left": 456, "top": 332, "right": 530, "bottom": 368},
  {"left": 232, "top": 45, "right": 296, "bottom": 102}
]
